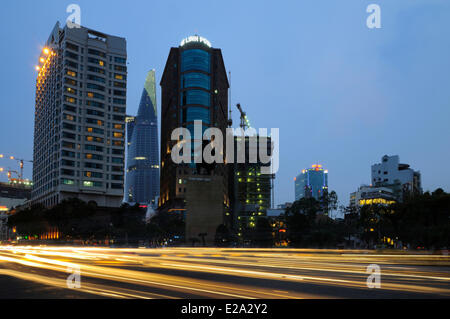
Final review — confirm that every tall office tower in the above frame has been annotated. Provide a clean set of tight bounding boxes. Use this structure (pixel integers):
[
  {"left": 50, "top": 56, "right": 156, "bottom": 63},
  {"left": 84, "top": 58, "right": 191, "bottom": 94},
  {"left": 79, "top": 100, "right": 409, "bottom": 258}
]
[
  {"left": 160, "top": 36, "right": 230, "bottom": 243},
  {"left": 294, "top": 164, "right": 328, "bottom": 201},
  {"left": 124, "top": 70, "right": 160, "bottom": 206},
  {"left": 31, "top": 22, "right": 127, "bottom": 208},
  {"left": 229, "top": 136, "right": 273, "bottom": 238}
]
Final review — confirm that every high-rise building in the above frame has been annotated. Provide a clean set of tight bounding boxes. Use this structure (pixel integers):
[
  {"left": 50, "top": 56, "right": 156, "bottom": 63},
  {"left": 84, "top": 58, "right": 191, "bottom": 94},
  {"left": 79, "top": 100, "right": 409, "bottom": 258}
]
[
  {"left": 160, "top": 35, "right": 230, "bottom": 243},
  {"left": 31, "top": 22, "right": 127, "bottom": 208},
  {"left": 230, "top": 136, "right": 273, "bottom": 237},
  {"left": 159, "top": 35, "right": 229, "bottom": 210},
  {"left": 124, "top": 70, "right": 160, "bottom": 206},
  {"left": 371, "top": 155, "right": 422, "bottom": 200},
  {"left": 295, "top": 164, "right": 328, "bottom": 201}
]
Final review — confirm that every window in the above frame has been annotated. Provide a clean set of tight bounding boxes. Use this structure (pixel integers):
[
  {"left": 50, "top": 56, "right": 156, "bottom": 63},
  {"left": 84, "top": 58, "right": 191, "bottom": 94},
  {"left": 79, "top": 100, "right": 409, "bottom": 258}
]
[
  {"left": 88, "top": 49, "right": 106, "bottom": 58},
  {"left": 182, "top": 90, "right": 210, "bottom": 106},
  {"left": 114, "top": 65, "right": 127, "bottom": 72},
  {"left": 61, "top": 178, "right": 75, "bottom": 185},
  {"left": 114, "top": 81, "right": 126, "bottom": 88},
  {"left": 86, "top": 136, "right": 104, "bottom": 143},
  {"left": 62, "top": 141, "right": 76, "bottom": 149},
  {"left": 65, "top": 51, "right": 78, "bottom": 60},
  {"left": 87, "top": 74, "right": 106, "bottom": 83},
  {"left": 61, "top": 159, "right": 75, "bottom": 167},
  {"left": 88, "top": 66, "right": 105, "bottom": 74},
  {"left": 62, "top": 150, "right": 75, "bottom": 158},
  {"left": 65, "top": 86, "right": 77, "bottom": 95},
  {"left": 65, "top": 60, "right": 78, "bottom": 69},
  {"left": 112, "top": 157, "right": 123, "bottom": 164},
  {"left": 83, "top": 181, "right": 103, "bottom": 187},
  {"left": 85, "top": 162, "right": 103, "bottom": 169},
  {"left": 66, "top": 42, "right": 79, "bottom": 51},
  {"left": 61, "top": 169, "right": 75, "bottom": 176},
  {"left": 64, "top": 114, "right": 76, "bottom": 121},
  {"left": 113, "top": 98, "right": 126, "bottom": 105},
  {"left": 186, "top": 107, "right": 210, "bottom": 124},
  {"left": 66, "top": 69, "right": 77, "bottom": 77},
  {"left": 87, "top": 92, "right": 105, "bottom": 100},
  {"left": 86, "top": 127, "right": 104, "bottom": 134},
  {"left": 85, "top": 144, "right": 103, "bottom": 152},
  {"left": 181, "top": 49, "right": 210, "bottom": 72},
  {"left": 64, "top": 104, "right": 77, "bottom": 113},
  {"left": 86, "top": 118, "right": 104, "bottom": 126},
  {"left": 84, "top": 171, "right": 103, "bottom": 178},
  {"left": 113, "top": 140, "right": 124, "bottom": 146},
  {"left": 88, "top": 57, "right": 105, "bottom": 67},
  {"left": 86, "top": 109, "right": 104, "bottom": 117},
  {"left": 86, "top": 100, "right": 104, "bottom": 109},
  {"left": 114, "top": 74, "right": 126, "bottom": 80},
  {"left": 112, "top": 149, "right": 123, "bottom": 155},
  {"left": 113, "top": 132, "right": 123, "bottom": 138},
  {"left": 111, "top": 175, "right": 123, "bottom": 181},
  {"left": 114, "top": 57, "right": 126, "bottom": 64},
  {"left": 86, "top": 83, "right": 105, "bottom": 91},
  {"left": 64, "top": 78, "right": 77, "bottom": 86},
  {"left": 62, "top": 131, "right": 76, "bottom": 139},
  {"left": 64, "top": 96, "right": 77, "bottom": 104},
  {"left": 113, "top": 90, "right": 126, "bottom": 97},
  {"left": 86, "top": 153, "right": 103, "bottom": 160},
  {"left": 62, "top": 123, "right": 76, "bottom": 131},
  {"left": 113, "top": 106, "right": 125, "bottom": 113},
  {"left": 181, "top": 72, "right": 210, "bottom": 90}
]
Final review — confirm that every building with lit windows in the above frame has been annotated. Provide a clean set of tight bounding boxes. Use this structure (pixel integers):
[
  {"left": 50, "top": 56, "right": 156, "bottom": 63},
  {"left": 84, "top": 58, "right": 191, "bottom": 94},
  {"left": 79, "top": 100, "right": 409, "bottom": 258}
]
[
  {"left": 349, "top": 185, "right": 396, "bottom": 210},
  {"left": 31, "top": 22, "right": 127, "bottom": 208},
  {"left": 294, "top": 164, "right": 328, "bottom": 201},
  {"left": 230, "top": 136, "right": 274, "bottom": 238},
  {"left": 124, "top": 70, "right": 159, "bottom": 206},
  {"left": 160, "top": 35, "right": 230, "bottom": 244}
]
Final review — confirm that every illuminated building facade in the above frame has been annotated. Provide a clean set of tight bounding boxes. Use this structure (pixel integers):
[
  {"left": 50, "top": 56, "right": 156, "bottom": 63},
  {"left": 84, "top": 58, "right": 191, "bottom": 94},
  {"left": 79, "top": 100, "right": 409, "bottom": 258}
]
[
  {"left": 294, "top": 164, "right": 328, "bottom": 201},
  {"left": 230, "top": 136, "right": 273, "bottom": 237},
  {"left": 349, "top": 185, "right": 396, "bottom": 210},
  {"left": 124, "top": 70, "right": 160, "bottom": 206},
  {"left": 32, "top": 22, "right": 127, "bottom": 208},
  {"left": 159, "top": 36, "right": 229, "bottom": 214}
]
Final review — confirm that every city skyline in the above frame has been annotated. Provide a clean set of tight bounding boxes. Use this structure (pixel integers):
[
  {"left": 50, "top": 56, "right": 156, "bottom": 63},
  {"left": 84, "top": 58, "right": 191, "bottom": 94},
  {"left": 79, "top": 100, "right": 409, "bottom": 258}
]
[{"left": 1, "top": 1, "right": 449, "bottom": 208}]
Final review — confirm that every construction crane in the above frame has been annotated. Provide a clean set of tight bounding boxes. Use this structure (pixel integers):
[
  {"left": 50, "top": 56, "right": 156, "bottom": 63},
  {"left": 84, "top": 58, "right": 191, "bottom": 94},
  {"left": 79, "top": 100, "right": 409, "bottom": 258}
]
[
  {"left": 234, "top": 103, "right": 275, "bottom": 209},
  {"left": 236, "top": 103, "right": 251, "bottom": 130},
  {"left": 0, "top": 154, "right": 33, "bottom": 183}
]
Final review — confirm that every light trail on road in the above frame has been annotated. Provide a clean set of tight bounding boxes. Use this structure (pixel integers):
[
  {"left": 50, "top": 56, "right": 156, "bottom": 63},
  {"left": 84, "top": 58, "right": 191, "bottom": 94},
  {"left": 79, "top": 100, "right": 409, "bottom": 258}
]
[{"left": 0, "top": 246, "right": 449, "bottom": 299}]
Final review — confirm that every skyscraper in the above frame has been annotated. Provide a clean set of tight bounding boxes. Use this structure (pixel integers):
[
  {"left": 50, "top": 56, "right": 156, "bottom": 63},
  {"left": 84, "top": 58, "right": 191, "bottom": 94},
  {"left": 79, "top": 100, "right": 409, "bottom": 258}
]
[
  {"left": 295, "top": 164, "right": 328, "bottom": 201},
  {"left": 32, "top": 22, "right": 127, "bottom": 208},
  {"left": 160, "top": 35, "right": 230, "bottom": 243},
  {"left": 230, "top": 136, "right": 273, "bottom": 237},
  {"left": 124, "top": 70, "right": 160, "bottom": 206}
]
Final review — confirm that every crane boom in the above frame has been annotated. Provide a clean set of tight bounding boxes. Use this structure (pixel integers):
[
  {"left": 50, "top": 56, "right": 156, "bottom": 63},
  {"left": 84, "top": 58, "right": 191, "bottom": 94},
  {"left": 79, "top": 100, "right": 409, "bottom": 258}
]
[{"left": 236, "top": 103, "right": 251, "bottom": 130}]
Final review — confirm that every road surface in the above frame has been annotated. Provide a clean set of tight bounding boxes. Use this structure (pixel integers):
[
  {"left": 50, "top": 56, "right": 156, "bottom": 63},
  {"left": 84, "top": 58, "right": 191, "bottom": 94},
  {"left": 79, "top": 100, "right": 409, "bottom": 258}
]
[{"left": 0, "top": 246, "right": 449, "bottom": 299}]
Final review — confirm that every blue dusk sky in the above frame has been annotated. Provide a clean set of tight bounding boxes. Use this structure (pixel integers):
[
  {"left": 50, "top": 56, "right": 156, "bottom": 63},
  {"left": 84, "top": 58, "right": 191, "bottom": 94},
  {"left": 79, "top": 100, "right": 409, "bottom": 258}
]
[{"left": 0, "top": 0, "right": 449, "bottom": 209}]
